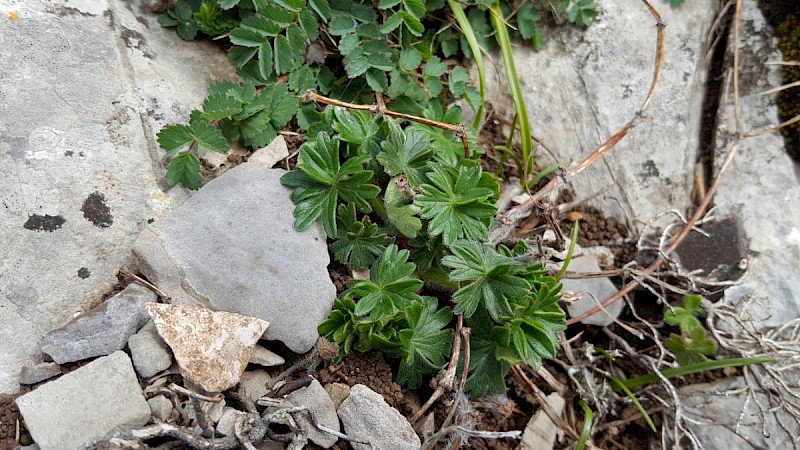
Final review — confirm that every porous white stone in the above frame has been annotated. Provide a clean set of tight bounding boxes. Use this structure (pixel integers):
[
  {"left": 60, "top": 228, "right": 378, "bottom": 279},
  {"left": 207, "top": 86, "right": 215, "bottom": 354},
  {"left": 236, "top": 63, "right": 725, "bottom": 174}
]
[{"left": 338, "top": 384, "right": 419, "bottom": 450}]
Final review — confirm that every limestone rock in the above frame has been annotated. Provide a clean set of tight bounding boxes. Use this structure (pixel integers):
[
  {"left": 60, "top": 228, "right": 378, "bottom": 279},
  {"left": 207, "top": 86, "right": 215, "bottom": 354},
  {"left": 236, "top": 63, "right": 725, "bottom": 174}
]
[
  {"left": 147, "top": 395, "right": 173, "bottom": 422},
  {"left": 15, "top": 351, "right": 150, "bottom": 450},
  {"left": 249, "top": 136, "right": 289, "bottom": 169},
  {"left": 128, "top": 320, "right": 173, "bottom": 378},
  {"left": 39, "top": 283, "right": 155, "bottom": 364},
  {"left": 0, "top": 0, "right": 234, "bottom": 395},
  {"left": 338, "top": 384, "right": 419, "bottom": 450},
  {"left": 133, "top": 162, "right": 335, "bottom": 353},
  {"left": 487, "top": 0, "right": 716, "bottom": 241},
  {"left": 147, "top": 303, "right": 269, "bottom": 392},
  {"left": 520, "top": 393, "right": 565, "bottom": 450},
  {"left": 18, "top": 363, "right": 61, "bottom": 385},
  {"left": 249, "top": 345, "right": 285, "bottom": 367},
  {"left": 216, "top": 407, "right": 246, "bottom": 437},
  {"left": 239, "top": 369, "right": 272, "bottom": 403},
  {"left": 563, "top": 255, "right": 624, "bottom": 326},
  {"left": 285, "top": 379, "right": 339, "bottom": 448}
]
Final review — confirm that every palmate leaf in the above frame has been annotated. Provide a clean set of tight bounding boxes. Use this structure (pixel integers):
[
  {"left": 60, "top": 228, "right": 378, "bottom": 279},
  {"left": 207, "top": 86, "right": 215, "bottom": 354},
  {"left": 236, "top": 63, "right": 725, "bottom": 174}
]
[
  {"left": 166, "top": 152, "right": 202, "bottom": 190},
  {"left": 384, "top": 178, "right": 422, "bottom": 238},
  {"left": 415, "top": 164, "right": 495, "bottom": 245},
  {"left": 397, "top": 302, "right": 453, "bottom": 388},
  {"left": 280, "top": 132, "right": 379, "bottom": 237},
  {"left": 331, "top": 203, "right": 393, "bottom": 269},
  {"left": 377, "top": 121, "right": 433, "bottom": 188},
  {"left": 343, "top": 245, "right": 424, "bottom": 319},
  {"left": 441, "top": 240, "right": 529, "bottom": 319},
  {"left": 463, "top": 309, "right": 511, "bottom": 396}
]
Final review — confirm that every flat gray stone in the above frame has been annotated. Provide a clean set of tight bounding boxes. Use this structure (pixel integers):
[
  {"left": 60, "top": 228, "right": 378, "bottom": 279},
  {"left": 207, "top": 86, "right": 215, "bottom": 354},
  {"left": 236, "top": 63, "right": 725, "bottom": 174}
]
[
  {"left": 0, "top": 0, "right": 235, "bottom": 394},
  {"left": 679, "top": 377, "right": 799, "bottom": 449},
  {"left": 239, "top": 369, "right": 272, "bottom": 403},
  {"left": 147, "top": 395, "right": 173, "bottom": 422},
  {"left": 487, "top": 0, "right": 715, "bottom": 241},
  {"left": 128, "top": 320, "right": 173, "bottom": 378},
  {"left": 148, "top": 303, "right": 269, "bottom": 393},
  {"left": 712, "top": 0, "right": 800, "bottom": 330},
  {"left": 563, "top": 255, "right": 623, "bottom": 326},
  {"left": 18, "top": 362, "right": 61, "bottom": 385},
  {"left": 39, "top": 283, "right": 155, "bottom": 364},
  {"left": 249, "top": 345, "right": 285, "bottom": 367},
  {"left": 520, "top": 393, "right": 565, "bottom": 450},
  {"left": 338, "top": 384, "right": 419, "bottom": 450},
  {"left": 133, "top": 163, "right": 336, "bottom": 353},
  {"left": 15, "top": 351, "right": 150, "bottom": 450},
  {"left": 216, "top": 407, "right": 246, "bottom": 437},
  {"left": 285, "top": 379, "right": 339, "bottom": 448}
]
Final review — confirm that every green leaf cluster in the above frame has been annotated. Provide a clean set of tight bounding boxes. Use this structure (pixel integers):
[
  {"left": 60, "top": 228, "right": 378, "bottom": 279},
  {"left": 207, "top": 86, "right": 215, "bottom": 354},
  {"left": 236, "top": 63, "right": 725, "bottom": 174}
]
[
  {"left": 289, "top": 110, "right": 564, "bottom": 394},
  {"left": 664, "top": 294, "right": 718, "bottom": 366}
]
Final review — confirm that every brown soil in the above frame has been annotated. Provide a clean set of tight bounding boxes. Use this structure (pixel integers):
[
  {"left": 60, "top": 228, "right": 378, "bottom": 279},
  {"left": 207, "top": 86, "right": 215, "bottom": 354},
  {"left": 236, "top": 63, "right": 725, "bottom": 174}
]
[{"left": 0, "top": 391, "right": 32, "bottom": 450}]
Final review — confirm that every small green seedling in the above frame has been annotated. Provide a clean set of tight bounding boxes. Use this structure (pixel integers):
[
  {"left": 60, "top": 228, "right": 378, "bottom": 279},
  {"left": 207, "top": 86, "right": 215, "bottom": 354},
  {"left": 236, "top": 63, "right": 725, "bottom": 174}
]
[{"left": 664, "top": 294, "right": 717, "bottom": 366}]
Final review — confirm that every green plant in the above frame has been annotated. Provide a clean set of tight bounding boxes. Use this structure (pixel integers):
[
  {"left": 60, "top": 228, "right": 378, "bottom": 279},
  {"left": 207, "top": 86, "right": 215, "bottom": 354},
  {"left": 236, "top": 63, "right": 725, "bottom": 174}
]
[
  {"left": 297, "top": 107, "right": 566, "bottom": 394},
  {"left": 664, "top": 294, "right": 717, "bottom": 365},
  {"left": 156, "top": 0, "right": 599, "bottom": 189}
]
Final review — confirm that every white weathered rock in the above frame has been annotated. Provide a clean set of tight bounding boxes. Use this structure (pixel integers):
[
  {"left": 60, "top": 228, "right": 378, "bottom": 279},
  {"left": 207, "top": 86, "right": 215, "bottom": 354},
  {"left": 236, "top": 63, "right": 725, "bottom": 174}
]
[
  {"left": 712, "top": 0, "right": 800, "bottom": 330},
  {"left": 486, "top": 0, "right": 715, "bottom": 239},
  {"left": 39, "top": 283, "right": 155, "bottom": 364},
  {"left": 249, "top": 345, "right": 285, "bottom": 367},
  {"left": 285, "top": 379, "right": 340, "bottom": 448},
  {"left": 128, "top": 319, "right": 173, "bottom": 378},
  {"left": 0, "top": 0, "right": 234, "bottom": 395},
  {"left": 520, "top": 393, "right": 565, "bottom": 450},
  {"left": 147, "top": 303, "right": 269, "bottom": 393},
  {"left": 18, "top": 362, "right": 61, "bottom": 385},
  {"left": 679, "top": 376, "right": 799, "bottom": 448},
  {"left": 239, "top": 369, "right": 272, "bottom": 403},
  {"left": 562, "top": 255, "right": 624, "bottom": 326},
  {"left": 249, "top": 136, "right": 290, "bottom": 169},
  {"left": 15, "top": 351, "right": 150, "bottom": 450},
  {"left": 338, "top": 384, "right": 420, "bottom": 450},
  {"left": 147, "top": 395, "right": 174, "bottom": 422},
  {"left": 133, "top": 163, "right": 335, "bottom": 353}
]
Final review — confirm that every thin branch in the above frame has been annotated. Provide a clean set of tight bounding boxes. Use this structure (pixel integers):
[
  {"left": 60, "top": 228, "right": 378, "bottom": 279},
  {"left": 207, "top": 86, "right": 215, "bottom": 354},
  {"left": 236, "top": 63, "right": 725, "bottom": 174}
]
[
  {"left": 299, "top": 90, "right": 471, "bottom": 157},
  {"left": 119, "top": 267, "right": 170, "bottom": 300},
  {"left": 410, "top": 315, "right": 464, "bottom": 423},
  {"left": 511, "top": 365, "right": 580, "bottom": 440},
  {"left": 420, "top": 426, "right": 522, "bottom": 450}
]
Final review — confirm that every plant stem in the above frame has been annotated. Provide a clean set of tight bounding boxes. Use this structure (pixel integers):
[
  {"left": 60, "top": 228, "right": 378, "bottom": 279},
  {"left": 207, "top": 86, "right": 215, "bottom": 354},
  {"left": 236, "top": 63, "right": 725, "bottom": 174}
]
[
  {"left": 448, "top": 0, "right": 486, "bottom": 130},
  {"left": 488, "top": 1, "right": 534, "bottom": 187}
]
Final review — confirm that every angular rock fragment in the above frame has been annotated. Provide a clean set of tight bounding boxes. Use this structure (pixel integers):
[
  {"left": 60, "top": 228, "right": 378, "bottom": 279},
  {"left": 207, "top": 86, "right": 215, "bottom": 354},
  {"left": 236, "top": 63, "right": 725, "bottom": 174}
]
[
  {"left": 133, "top": 161, "right": 335, "bottom": 353},
  {"left": 15, "top": 351, "right": 150, "bottom": 450},
  {"left": 39, "top": 283, "right": 155, "bottom": 363},
  {"left": 238, "top": 369, "right": 271, "bottom": 402},
  {"left": 127, "top": 320, "right": 173, "bottom": 378},
  {"left": 249, "top": 344, "right": 285, "bottom": 367},
  {"left": 285, "top": 379, "right": 340, "bottom": 448},
  {"left": 18, "top": 362, "right": 61, "bottom": 385},
  {"left": 562, "top": 255, "right": 623, "bottom": 326},
  {"left": 147, "top": 395, "right": 173, "bottom": 422},
  {"left": 147, "top": 303, "right": 269, "bottom": 392},
  {"left": 338, "top": 384, "right": 420, "bottom": 450}
]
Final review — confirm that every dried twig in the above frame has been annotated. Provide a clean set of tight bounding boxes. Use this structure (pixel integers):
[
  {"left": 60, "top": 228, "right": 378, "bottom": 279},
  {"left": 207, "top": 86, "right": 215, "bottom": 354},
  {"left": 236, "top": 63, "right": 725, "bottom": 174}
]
[
  {"left": 420, "top": 426, "right": 522, "bottom": 450},
  {"left": 299, "top": 90, "right": 471, "bottom": 157},
  {"left": 119, "top": 266, "right": 169, "bottom": 300}
]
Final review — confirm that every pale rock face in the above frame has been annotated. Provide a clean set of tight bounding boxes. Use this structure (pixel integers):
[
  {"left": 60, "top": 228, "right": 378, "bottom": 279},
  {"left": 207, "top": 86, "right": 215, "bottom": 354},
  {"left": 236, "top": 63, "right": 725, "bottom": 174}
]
[{"left": 147, "top": 303, "right": 269, "bottom": 392}]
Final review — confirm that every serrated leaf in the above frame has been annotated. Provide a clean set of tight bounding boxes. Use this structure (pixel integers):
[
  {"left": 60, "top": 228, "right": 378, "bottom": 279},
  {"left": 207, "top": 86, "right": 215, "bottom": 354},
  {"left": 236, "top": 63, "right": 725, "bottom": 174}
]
[
  {"left": 190, "top": 121, "right": 228, "bottom": 154},
  {"left": 345, "top": 245, "right": 424, "bottom": 319},
  {"left": 399, "top": 48, "right": 422, "bottom": 71},
  {"left": 157, "top": 124, "right": 194, "bottom": 158},
  {"left": 403, "top": 0, "right": 426, "bottom": 20},
  {"left": 217, "top": 0, "right": 240, "bottom": 9},
  {"left": 329, "top": 14, "right": 358, "bottom": 35},
  {"left": 273, "top": 35, "right": 294, "bottom": 74},
  {"left": 298, "top": 9, "right": 319, "bottom": 40},
  {"left": 400, "top": 11, "right": 423, "bottom": 36},
  {"left": 280, "top": 132, "right": 379, "bottom": 237},
  {"left": 423, "top": 56, "right": 447, "bottom": 77},
  {"left": 384, "top": 178, "right": 422, "bottom": 238},
  {"left": 464, "top": 311, "right": 511, "bottom": 396},
  {"left": 310, "top": 0, "right": 332, "bottom": 21},
  {"left": 331, "top": 203, "right": 392, "bottom": 268},
  {"left": 415, "top": 164, "right": 495, "bottom": 245},
  {"left": 273, "top": 0, "right": 305, "bottom": 12},
  {"left": 200, "top": 93, "right": 242, "bottom": 121},
  {"left": 567, "top": 0, "right": 599, "bottom": 26},
  {"left": 257, "top": 42, "right": 273, "bottom": 78},
  {"left": 379, "top": 12, "right": 403, "bottom": 34},
  {"left": 378, "top": 0, "right": 401, "bottom": 8},
  {"left": 167, "top": 152, "right": 202, "bottom": 189},
  {"left": 377, "top": 121, "right": 432, "bottom": 187},
  {"left": 365, "top": 69, "right": 388, "bottom": 92},
  {"left": 397, "top": 302, "right": 453, "bottom": 388},
  {"left": 517, "top": 2, "right": 541, "bottom": 40},
  {"left": 228, "top": 46, "right": 258, "bottom": 68},
  {"left": 229, "top": 27, "right": 266, "bottom": 47}
]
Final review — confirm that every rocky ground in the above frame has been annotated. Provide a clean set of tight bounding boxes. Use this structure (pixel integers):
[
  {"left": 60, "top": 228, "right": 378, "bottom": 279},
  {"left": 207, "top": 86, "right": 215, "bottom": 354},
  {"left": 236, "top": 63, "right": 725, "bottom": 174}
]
[{"left": 1, "top": 0, "right": 799, "bottom": 449}]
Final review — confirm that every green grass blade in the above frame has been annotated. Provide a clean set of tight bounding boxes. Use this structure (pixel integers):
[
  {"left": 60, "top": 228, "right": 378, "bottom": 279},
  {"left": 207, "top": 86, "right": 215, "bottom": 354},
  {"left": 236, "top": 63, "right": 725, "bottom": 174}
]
[
  {"left": 619, "top": 356, "right": 776, "bottom": 390},
  {"left": 448, "top": 0, "right": 485, "bottom": 131},
  {"left": 606, "top": 374, "right": 657, "bottom": 432},
  {"left": 488, "top": 1, "right": 533, "bottom": 185},
  {"left": 555, "top": 219, "right": 580, "bottom": 281},
  {"left": 575, "top": 400, "right": 593, "bottom": 450}
]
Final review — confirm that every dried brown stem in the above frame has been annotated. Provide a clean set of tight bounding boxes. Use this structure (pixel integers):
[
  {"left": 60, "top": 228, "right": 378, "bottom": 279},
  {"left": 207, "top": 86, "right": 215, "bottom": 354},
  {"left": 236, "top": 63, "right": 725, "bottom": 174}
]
[
  {"left": 443, "top": 326, "right": 471, "bottom": 428},
  {"left": 299, "top": 90, "right": 471, "bottom": 157},
  {"left": 511, "top": 365, "right": 580, "bottom": 440},
  {"left": 410, "top": 314, "right": 464, "bottom": 424},
  {"left": 119, "top": 267, "right": 169, "bottom": 300}
]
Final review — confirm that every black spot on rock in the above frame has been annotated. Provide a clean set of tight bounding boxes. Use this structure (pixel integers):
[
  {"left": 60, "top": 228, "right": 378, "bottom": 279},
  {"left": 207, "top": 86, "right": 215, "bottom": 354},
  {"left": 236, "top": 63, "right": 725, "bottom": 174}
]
[
  {"left": 64, "top": 150, "right": 74, "bottom": 157},
  {"left": 640, "top": 160, "right": 660, "bottom": 178},
  {"left": 120, "top": 26, "right": 155, "bottom": 59},
  {"left": 24, "top": 214, "right": 66, "bottom": 232},
  {"left": 81, "top": 192, "right": 113, "bottom": 228},
  {"left": 78, "top": 267, "right": 91, "bottom": 279}
]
